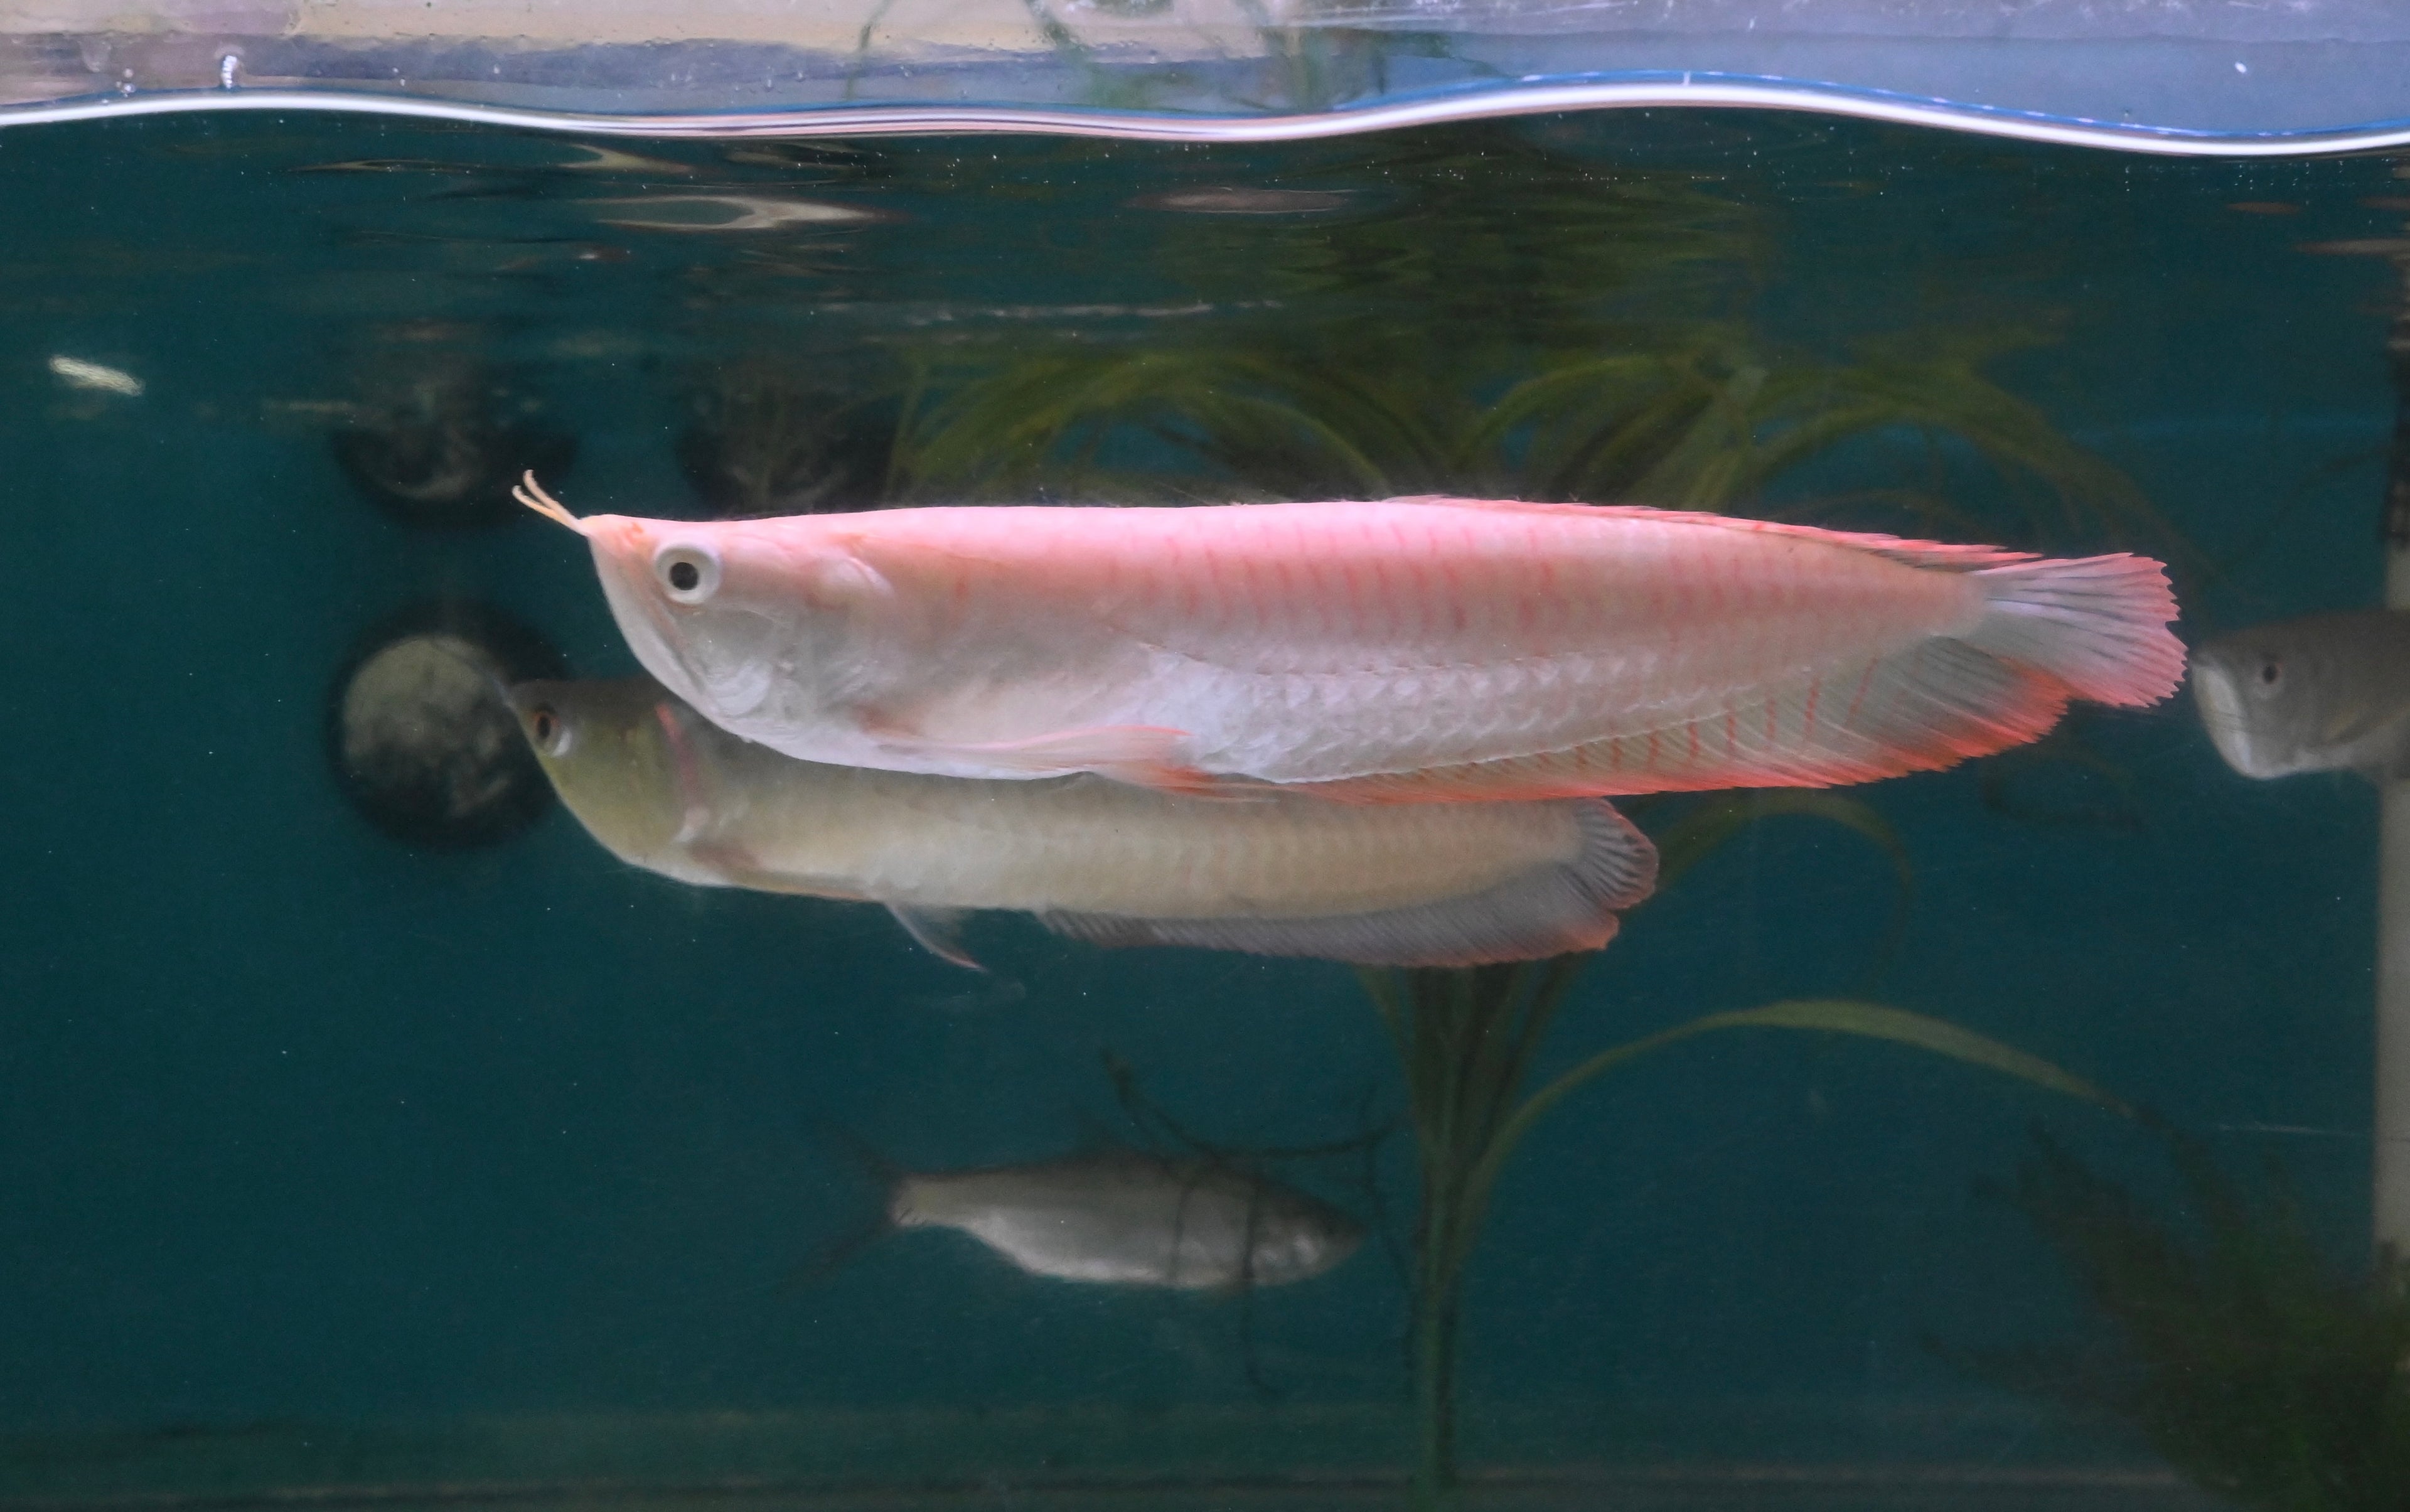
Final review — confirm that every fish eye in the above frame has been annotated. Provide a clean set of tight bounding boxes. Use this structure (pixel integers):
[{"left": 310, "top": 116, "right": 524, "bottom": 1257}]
[
  {"left": 528, "top": 705, "right": 573, "bottom": 757},
  {"left": 653, "top": 542, "right": 721, "bottom": 604},
  {"left": 2257, "top": 658, "right": 2283, "bottom": 689}
]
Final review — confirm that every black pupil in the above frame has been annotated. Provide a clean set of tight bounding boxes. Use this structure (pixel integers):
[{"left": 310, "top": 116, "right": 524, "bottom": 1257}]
[
  {"left": 2261, "top": 662, "right": 2281, "bottom": 685},
  {"left": 668, "top": 560, "right": 700, "bottom": 592},
  {"left": 533, "top": 711, "right": 555, "bottom": 741}
]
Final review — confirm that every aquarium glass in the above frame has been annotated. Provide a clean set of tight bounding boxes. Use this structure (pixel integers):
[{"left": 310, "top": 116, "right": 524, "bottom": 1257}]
[{"left": 0, "top": 102, "right": 2399, "bottom": 1510}]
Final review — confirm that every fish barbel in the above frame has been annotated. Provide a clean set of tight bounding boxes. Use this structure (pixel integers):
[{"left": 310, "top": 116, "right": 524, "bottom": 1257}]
[
  {"left": 517, "top": 478, "right": 2185, "bottom": 802},
  {"left": 508, "top": 676, "right": 1656, "bottom": 967},
  {"left": 2193, "top": 609, "right": 2410, "bottom": 781}
]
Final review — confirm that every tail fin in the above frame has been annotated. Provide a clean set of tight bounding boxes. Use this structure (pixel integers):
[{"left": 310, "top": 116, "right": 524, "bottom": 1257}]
[
  {"left": 1965, "top": 554, "right": 2185, "bottom": 708},
  {"left": 778, "top": 1122, "right": 903, "bottom": 1294},
  {"left": 779, "top": 1217, "right": 892, "bottom": 1295}
]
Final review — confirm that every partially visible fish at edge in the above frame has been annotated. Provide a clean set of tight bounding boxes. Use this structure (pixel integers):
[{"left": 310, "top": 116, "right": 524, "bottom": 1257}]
[
  {"left": 2193, "top": 609, "right": 2410, "bottom": 781},
  {"left": 506, "top": 675, "right": 1656, "bottom": 968},
  {"left": 516, "top": 477, "right": 2185, "bottom": 803}
]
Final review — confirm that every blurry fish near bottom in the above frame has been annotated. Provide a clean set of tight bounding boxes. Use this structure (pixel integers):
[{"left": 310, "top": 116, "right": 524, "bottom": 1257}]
[
  {"left": 833, "top": 1143, "right": 1363, "bottom": 1291},
  {"left": 506, "top": 677, "right": 1656, "bottom": 968},
  {"left": 2193, "top": 610, "right": 2410, "bottom": 781}
]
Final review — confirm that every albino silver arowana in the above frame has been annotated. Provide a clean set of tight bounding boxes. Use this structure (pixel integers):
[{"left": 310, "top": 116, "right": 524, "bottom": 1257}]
[
  {"left": 517, "top": 476, "right": 2185, "bottom": 802},
  {"left": 506, "top": 676, "right": 1657, "bottom": 967}
]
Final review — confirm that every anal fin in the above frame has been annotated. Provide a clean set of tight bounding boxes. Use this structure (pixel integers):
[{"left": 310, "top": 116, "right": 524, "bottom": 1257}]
[
  {"left": 888, "top": 904, "right": 984, "bottom": 971},
  {"left": 1039, "top": 799, "right": 1657, "bottom": 967}
]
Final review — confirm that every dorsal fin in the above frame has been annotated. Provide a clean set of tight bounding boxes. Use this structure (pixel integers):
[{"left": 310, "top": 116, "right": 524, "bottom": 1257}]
[{"left": 1373, "top": 496, "right": 2036, "bottom": 569}]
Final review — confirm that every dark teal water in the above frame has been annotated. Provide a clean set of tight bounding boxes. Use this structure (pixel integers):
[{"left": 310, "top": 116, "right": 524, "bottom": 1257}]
[{"left": 0, "top": 108, "right": 2397, "bottom": 1503}]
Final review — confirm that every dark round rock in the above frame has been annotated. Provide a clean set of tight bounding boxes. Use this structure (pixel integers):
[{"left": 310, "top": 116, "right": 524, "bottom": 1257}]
[
  {"left": 326, "top": 603, "right": 567, "bottom": 850},
  {"left": 330, "top": 370, "right": 577, "bottom": 529}
]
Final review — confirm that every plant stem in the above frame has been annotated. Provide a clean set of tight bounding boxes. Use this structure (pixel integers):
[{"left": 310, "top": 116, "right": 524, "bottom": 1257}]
[
  {"left": 1381, "top": 969, "right": 2107, "bottom": 1508},
  {"left": 1412, "top": 1243, "right": 1462, "bottom": 1508},
  {"left": 1391, "top": 958, "right": 1589, "bottom": 1508}
]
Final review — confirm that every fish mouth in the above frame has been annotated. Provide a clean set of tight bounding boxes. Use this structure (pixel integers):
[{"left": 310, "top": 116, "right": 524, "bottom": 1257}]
[
  {"left": 592, "top": 541, "right": 712, "bottom": 699},
  {"left": 1256, "top": 1210, "right": 1364, "bottom": 1283},
  {"left": 590, "top": 530, "right": 778, "bottom": 724},
  {"left": 2189, "top": 654, "right": 2274, "bottom": 777}
]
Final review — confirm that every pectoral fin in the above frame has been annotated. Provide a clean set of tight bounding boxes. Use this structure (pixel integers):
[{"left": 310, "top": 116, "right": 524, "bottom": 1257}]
[
  {"left": 887, "top": 904, "right": 983, "bottom": 971},
  {"left": 685, "top": 840, "right": 869, "bottom": 901},
  {"left": 2320, "top": 694, "right": 2410, "bottom": 753}
]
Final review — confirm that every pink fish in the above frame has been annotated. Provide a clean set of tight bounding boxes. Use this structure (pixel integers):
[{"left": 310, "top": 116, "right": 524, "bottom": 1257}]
[{"left": 517, "top": 476, "right": 2183, "bottom": 803}]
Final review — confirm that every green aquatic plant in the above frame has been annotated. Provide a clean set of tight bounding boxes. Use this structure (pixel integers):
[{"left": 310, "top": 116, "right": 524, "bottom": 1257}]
[
  {"left": 674, "top": 358, "right": 902, "bottom": 518},
  {"left": 896, "top": 323, "right": 2173, "bottom": 557},
  {"left": 882, "top": 125, "right": 1748, "bottom": 501},
  {"left": 1147, "top": 127, "right": 1761, "bottom": 342},
  {"left": 1973, "top": 1127, "right": 2410, "bottom": 1512},
  {"left": 1358, "top": 793, "right": 2127, "bottom": 1508},
  {"left": 1472, "top": 325, "right": 2173, "bottom": 546},
  {"left": 857, "top": 124, "right": 2179, "bottom": 1503},
  {"left": 887, "top": 126, "right": 2180, "bottom": 562}
]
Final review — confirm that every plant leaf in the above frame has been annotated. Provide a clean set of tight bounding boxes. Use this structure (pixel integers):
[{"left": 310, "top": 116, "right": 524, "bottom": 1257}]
[
  {"left": 1651, "top": 790, "right": 1914, "bottom": 897},
  {"left": 1444, "top": 999, "right": 2128, "bottom": 1277}
]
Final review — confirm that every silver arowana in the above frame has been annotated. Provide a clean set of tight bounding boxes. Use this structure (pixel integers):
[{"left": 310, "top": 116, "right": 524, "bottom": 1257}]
[
  {"left": 2193, "top": 610, "right": 2410, "bottom": 781},
  {"left": 506, "top": 676, "right": 1658, "bottom": 968}
]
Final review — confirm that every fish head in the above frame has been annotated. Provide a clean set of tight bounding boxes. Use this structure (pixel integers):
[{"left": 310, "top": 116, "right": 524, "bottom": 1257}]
[
  {"left": 504, "top": 675, "right": 694, "bottom": 861},
  {"left": 578, "top": 512, "right": 877, "bottom": 737},
  {"left": 1245, "top": 1189, "right": 1366, "bottom": 1287},
  {"left": 2193, "top": 625, "right": 2344, "bottom": 778}
]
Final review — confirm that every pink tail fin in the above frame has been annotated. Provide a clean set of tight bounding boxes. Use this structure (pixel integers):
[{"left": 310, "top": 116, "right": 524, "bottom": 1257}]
[{"left": 1965, "top": 554, "right": 2185, "bottom": 707}]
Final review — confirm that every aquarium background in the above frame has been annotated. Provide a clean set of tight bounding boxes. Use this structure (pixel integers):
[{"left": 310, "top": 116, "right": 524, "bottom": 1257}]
[{"left": 0, "top": 109, "right": 2392, "bottom": 1505}]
